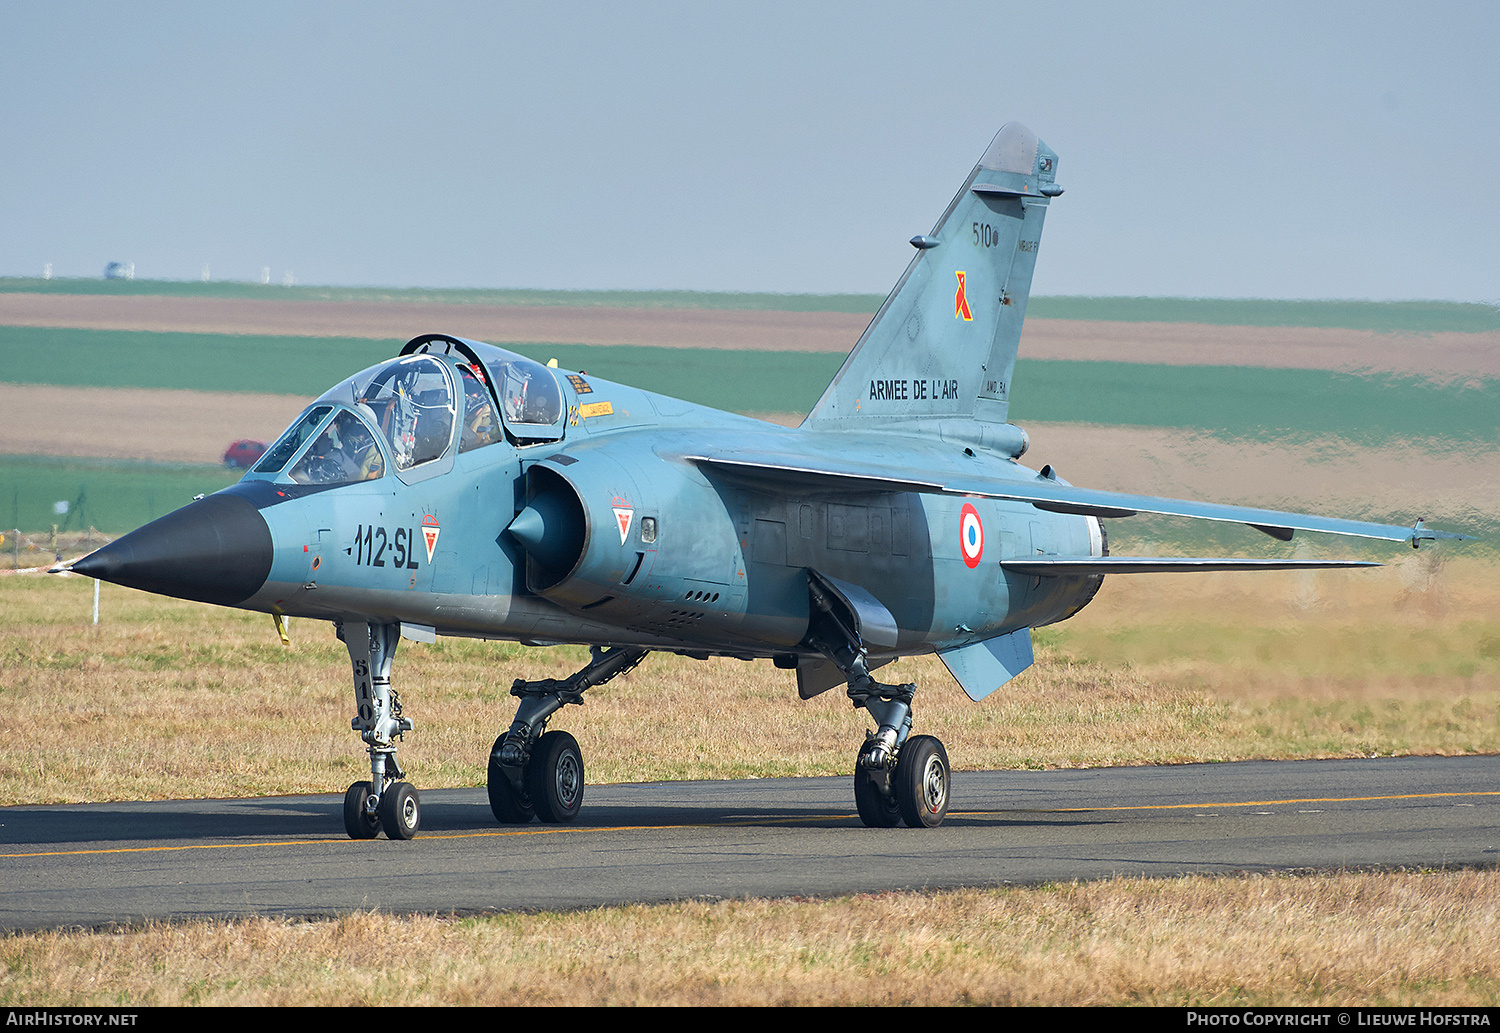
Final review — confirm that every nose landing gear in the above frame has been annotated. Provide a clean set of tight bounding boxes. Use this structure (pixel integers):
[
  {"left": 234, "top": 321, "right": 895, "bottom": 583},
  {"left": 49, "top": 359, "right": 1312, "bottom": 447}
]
[{"left": 340, "top": 621, "right": 421, "bottom": 840}]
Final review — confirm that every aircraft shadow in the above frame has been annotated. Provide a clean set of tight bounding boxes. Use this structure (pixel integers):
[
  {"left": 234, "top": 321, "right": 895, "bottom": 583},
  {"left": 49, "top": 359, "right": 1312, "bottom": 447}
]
[{"left": 0, "top": 796, "right": 1111, "bottom": 848}]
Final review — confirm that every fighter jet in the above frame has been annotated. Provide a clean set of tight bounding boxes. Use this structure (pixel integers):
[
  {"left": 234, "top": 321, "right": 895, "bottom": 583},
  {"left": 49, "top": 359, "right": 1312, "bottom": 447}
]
[{"left": 68, "top": 124, "right": 1467, "bottom": 839}]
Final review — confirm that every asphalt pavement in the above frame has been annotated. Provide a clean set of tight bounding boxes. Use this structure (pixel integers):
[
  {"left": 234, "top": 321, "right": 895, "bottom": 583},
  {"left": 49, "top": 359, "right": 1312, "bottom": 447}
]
[{"left": 2, "top": 755, "right": 1497, "bottom": 932}]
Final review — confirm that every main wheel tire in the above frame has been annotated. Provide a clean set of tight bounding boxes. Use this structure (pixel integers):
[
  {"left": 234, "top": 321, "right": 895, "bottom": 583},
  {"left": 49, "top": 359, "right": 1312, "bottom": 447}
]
[
  {"left": 894, "top": 735, "right": 950, "bottom": 828},
  {"left": 487, "top": 734, "right": 535, "bottom": 823},
  {"left": 526, "top": 730, "right": 584, "bottom": 824},
  {"left": 343, "top": 781, "right": 381, "bottom": 839},
  {"left": 378, "top": 781, "right": 421, "bottom": 840},
  {"left": 853, "top": 747, "right": 901, "bottom": 828}
]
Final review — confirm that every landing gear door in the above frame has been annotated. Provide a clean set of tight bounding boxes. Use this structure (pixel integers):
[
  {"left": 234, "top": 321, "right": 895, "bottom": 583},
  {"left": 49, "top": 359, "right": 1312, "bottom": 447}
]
[{"left": 808, "top": 569, "right": 901, "bottom": 649}]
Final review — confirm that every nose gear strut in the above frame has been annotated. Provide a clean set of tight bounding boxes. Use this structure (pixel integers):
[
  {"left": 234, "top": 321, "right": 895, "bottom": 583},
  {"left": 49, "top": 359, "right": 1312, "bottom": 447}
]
[{"left": 340, "top": 620, "right": 421, "bottom": 840}]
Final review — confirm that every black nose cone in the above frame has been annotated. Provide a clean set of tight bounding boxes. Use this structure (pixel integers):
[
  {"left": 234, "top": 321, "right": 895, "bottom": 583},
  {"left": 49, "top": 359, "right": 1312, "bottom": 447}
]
[{"left": 71, "top": 493, "right": 273, "bottom": 607}]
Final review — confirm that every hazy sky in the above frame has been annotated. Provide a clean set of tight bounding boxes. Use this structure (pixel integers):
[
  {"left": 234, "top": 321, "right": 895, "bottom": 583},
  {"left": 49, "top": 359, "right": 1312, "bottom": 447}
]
[{"left": 4, "top": 2, "right": 1496, "bottom": 301}]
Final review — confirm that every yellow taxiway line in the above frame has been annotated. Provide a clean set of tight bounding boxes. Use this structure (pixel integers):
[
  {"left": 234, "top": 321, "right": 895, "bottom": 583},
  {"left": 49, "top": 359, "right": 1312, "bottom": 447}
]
[{"left": 5, "top": 789, "right": 1496, "bottom": 861}]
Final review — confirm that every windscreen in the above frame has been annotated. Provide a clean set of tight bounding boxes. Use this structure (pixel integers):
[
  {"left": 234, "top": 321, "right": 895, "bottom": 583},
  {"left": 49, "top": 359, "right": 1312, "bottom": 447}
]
[
  {"left": 253, "top": 406, "right": 332, "bottom": 474},
  {"left": 288, "top": 410, "right": 386, "bottom": 485}
]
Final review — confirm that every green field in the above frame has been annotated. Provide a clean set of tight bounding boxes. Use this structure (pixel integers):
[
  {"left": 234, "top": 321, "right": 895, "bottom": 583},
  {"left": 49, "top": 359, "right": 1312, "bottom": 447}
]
[
  {"left": 0, "top": 326, "right": 404, "bottom": 395},
  {"left": 1009, "top": 360, "right": 1500, "bottom": 446},
  {"left": 1025, "top": 296, "right": 1500, "bottom": 333},
  {"left": 4, "top": 277, "right": 1498, "bottom": 331},
  {"left": 3, "top": 325, "right": 1495, "bottom": 445},
  {"left": 0, "top": 456, "right": 240, "bottom": 535}
]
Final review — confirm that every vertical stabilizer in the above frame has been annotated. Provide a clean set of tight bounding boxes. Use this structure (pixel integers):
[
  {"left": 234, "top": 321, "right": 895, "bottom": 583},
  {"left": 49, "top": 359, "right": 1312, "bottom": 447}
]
[{"left": 803, "top": 124, "right": 1059, "bottom": 435}]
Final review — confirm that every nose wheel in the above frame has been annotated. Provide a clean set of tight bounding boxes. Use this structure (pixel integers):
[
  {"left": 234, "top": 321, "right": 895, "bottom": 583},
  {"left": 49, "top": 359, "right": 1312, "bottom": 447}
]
[
  {"left": 343, "top": 779, "right": 421, "bottom": 840},
  {"left": 378, "top": 781, "right": 421, "bottom": 840},
  {"left": 343, "top": 781, "right": 381, "bottom": 839}
]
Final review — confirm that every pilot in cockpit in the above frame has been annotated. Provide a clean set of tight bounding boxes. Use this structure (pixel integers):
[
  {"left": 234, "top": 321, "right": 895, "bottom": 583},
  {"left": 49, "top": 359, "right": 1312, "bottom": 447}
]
[
  {"left": 460, "top": 368, "right": 499, "bottom": 452},
  {"left": 342, "top": 418, "right": 384, "bottom": 480},
  {"left": 289, "top": 411, "right": 384, "bottom": 485}
]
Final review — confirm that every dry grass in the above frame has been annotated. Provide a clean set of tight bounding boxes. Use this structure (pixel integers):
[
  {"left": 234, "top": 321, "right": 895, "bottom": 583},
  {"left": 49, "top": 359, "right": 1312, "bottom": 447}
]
[
  {"left": 4, "top": 871, "right": 1499, "bottom": 1005},
  {"left": 2, "top": 554, "right": 1498, "bottom": 805}
]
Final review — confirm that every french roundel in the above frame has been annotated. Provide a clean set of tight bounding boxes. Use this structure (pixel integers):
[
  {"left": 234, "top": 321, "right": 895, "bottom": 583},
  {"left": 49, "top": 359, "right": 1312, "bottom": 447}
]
[{"left": 959, "top": 503, "right": 984, "bottom": 568}]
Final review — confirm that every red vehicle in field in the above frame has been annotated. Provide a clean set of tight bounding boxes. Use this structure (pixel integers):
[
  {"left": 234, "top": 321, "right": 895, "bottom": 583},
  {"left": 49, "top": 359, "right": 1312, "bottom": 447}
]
[{"left": 222, "top": 440, "right": 267, "bottom": 469}]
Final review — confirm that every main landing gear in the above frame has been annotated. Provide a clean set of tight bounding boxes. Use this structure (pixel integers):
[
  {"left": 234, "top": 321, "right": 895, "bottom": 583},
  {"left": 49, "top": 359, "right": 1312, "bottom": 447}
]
[
  {"left": 340, "top": 621, "right": 421, "bottom": 840},
  {"left": 807, "top": 579, "right": 951, "bottom": 828},
  {"left": 848, "top": 677, "right": 951, "bottom": 829},
  {"left": 487, "top": 646, "right": 647, "bottom": 825}
]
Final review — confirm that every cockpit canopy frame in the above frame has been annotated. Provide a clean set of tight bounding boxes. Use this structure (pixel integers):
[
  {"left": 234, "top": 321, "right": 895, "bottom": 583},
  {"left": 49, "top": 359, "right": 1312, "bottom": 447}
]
[
  {"left": 402, "top": 334, "right": 565, "bottom": 446},
  {"left": 241, "top": 335, "right": 566, "bottom": 491}
]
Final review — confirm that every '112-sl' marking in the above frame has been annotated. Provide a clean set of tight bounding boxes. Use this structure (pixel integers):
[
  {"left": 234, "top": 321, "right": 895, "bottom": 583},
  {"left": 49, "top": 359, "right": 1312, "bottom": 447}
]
[{"left": 352, "top": 524, "right": 420, "bottom": 569}]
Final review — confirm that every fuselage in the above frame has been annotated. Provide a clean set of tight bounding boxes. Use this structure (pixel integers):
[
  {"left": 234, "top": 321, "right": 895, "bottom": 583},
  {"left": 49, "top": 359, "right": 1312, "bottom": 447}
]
[{"left": 76, "top": 336, "right": 1105, "bottom": 664}]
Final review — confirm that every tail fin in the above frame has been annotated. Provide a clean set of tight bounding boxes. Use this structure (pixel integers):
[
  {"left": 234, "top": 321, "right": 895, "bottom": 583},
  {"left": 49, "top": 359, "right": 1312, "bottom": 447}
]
[{"left": 803, "top": 123, "right": 1060, "bottom": 445}]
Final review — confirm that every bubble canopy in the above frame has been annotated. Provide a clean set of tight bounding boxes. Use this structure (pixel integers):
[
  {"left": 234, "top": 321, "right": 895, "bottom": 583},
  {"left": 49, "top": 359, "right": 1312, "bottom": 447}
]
[
  {"left": 401, "top": 334, "right": 564, "bottom": 443},
  {"left": 316, "top": 354, "right": 456, "bottom": 471},
  {"left": 247, "top": 336, "right": 567, "bottom": 489}
]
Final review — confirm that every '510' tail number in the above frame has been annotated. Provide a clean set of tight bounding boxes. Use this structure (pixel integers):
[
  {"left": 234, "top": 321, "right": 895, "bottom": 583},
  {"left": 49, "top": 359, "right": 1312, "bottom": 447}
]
[{"left": 352, "top": 524, "right": 421, "bottom": 569}]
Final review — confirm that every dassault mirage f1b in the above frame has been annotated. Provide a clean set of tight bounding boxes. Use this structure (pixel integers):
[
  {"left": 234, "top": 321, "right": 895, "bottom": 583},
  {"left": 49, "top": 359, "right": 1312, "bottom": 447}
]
[{"left": 69, "top": 124, "right": 1467, "bottom": 839}]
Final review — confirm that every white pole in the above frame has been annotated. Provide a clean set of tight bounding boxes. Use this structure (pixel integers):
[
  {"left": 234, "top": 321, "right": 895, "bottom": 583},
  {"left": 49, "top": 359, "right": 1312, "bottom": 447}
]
[{"left": 93, "top": 577, "right": 100, "bottom": 625}]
